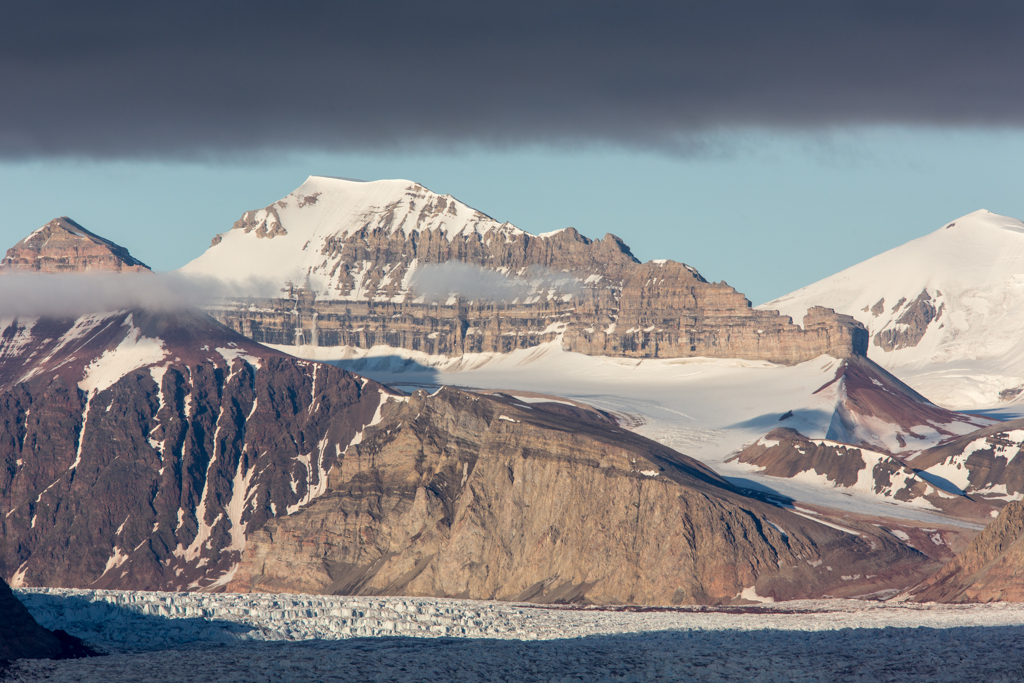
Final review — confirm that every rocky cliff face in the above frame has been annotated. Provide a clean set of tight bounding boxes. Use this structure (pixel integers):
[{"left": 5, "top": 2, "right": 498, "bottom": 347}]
[
  {"left": 230, "top": 388, "right": 930, "bottom": 605},
  {"left": 564, "top": 261, "right": 866, "bottom": 363},
  {"left": 0, "top": 306, "right": 931, "bottom": 603},
  {"left": 0, "top": 308, "right": 398, "bottom": 591},
  {"left": 910, "top": 499, "right": 1024, "bottom": 603},
  {"left": 184, "top": 176, "right": 867, "bottom": 365},
  {"left": 1, "top": 218, "right": 150, "bottom": 273}
]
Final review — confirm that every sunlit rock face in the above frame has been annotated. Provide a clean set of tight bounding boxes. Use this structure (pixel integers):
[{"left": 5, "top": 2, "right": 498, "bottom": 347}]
[
  {"left": 230, "top": 388, "right": 929, "bottom": 605},
  {"left": 2, "top": 217, "right": 150, "bottom": 274}
]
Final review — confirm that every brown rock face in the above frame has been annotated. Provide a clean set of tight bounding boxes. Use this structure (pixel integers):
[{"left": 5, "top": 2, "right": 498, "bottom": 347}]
[
  {"left": 229, "top": 389, "right": 929, "bottom": 605},
  {"left": 1, "top": 217, "right": 150, "bottom": 273},
  {"left": 564, "top": 261, "right": 867, "bottom": 363},
  {"left": 910, "top": 499, "right": 1024, "bottom": 603},
  {"left": 818, "top": 355, "right": 986, "bottom": 451},
  {"left": 0, "top": 576, "right": 62, "bottom": 661}
]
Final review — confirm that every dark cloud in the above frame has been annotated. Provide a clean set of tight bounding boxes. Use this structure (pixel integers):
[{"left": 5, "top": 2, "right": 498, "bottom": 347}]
[{"left": 2, "top": 1, "right": 1023, "bottom": 158}]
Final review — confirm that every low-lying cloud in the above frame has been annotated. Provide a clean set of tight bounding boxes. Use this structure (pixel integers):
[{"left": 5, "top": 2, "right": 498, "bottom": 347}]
[
  {"left": 410, "top": 262, "right": 581, "bottom": 303},
  {"left": 0, "top": 272, "right": 277, "bottom": 318}
]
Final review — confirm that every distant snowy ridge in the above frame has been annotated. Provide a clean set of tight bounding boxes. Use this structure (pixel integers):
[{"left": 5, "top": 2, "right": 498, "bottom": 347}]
[{"left": 762, "top": 210, "right": 1024, "bottom": 409}]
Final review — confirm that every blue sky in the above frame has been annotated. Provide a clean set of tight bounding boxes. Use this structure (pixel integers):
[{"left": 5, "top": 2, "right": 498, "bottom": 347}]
[{"left": 2, "top": 126, "right": 1022, "bottom": 305}]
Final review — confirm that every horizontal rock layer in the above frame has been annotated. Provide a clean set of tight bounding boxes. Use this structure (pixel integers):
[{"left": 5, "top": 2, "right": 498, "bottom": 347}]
[{"left": 208, "top": 231, "right": 867, "bottom": 365}]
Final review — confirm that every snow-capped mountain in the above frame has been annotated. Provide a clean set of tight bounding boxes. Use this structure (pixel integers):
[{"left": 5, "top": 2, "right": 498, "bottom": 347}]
[
  {"left": 762, "top": 210, "right": 1024, "bottom": 409},
  {"left": 180, "top": 176, "right": 531, "bottom": 299}
]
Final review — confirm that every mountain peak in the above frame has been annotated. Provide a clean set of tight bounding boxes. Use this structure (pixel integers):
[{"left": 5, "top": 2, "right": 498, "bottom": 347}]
[
  {"left": 761, "top": 208, "right": 1024, "bottom": 408},
  {"left": 180, "top": 176, "right": 525, "bottom": 291},
  {"left": 2, "top": 217, "right": 151, "bottom": 273}
]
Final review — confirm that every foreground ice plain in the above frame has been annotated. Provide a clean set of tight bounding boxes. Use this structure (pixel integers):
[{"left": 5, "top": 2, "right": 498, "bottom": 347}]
[{"left": 6, "top": 589, "right": 1024, "bottom": 682}]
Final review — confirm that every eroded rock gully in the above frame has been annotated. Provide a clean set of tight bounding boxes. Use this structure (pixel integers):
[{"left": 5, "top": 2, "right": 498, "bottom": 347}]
[{"left": 0, "top": 347, "right": 393, "bottom": 592}]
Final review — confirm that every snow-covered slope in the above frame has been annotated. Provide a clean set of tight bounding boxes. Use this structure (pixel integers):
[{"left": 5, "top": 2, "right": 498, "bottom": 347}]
[
  {"left": 762, "top": 210, "right": 1024, "bottom": 409},
  {"left": 283, "top": 340, "right": 994, "bottom": 525},
  {"left": 179, "top": 176, "right": 525, "bottom": 297}
]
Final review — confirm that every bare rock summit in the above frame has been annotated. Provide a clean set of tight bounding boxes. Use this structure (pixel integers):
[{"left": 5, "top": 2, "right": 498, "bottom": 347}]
[{"left": 2, "top": 217, "right": 150, "bottom": 273}]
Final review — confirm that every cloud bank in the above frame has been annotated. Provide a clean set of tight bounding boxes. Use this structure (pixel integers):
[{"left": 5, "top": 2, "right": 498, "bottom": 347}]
[
  {"left": 0, "top": 272, "right": 275, "bottom": 318},
  {"left": 2, "top": 1, "right": 1023, "bottom": 158},
  {"left": 410, "top": 262, "right": 581, "bottom": 302}
]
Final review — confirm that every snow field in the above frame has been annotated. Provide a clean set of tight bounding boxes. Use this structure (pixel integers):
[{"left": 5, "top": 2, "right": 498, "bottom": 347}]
[
  {"left": 6, "top": 590, "right": 1024, "bottom": 682},
  {"left": 761, "top": 210, "right": 1024, "bottom": 410},
  {"left": 289, "top": 341, "right": 985, "bottom": 525}
]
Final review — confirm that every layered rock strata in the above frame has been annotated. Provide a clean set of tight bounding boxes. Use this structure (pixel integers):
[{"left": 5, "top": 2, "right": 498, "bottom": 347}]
[
  {"left": 187, "top": 177, "right": 867, "bottom": 365},
  {"left": 1, "top": 217, "right": 150, "bottom": 273},
  {"left": 229, "top": 389, "right": 929, "bottom": 605}
]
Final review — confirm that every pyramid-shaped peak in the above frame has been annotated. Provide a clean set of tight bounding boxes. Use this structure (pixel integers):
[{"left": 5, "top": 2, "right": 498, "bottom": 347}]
[{"left": 2, "top": 217, "right": 151, "bottom": 273}]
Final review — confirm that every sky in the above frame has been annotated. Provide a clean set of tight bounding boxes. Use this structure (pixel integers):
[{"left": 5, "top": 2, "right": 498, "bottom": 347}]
[{"left": 2, "top": 1, "right": 1023, "bottom": 304}]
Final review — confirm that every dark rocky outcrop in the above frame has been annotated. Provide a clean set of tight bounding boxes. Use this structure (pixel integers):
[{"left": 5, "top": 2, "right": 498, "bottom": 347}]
[
  {"left": 0, "top": 576, "right": 62, "bottom": 661},
  {"left": 909, "top": 417, "right": 1024, "bottom": 502},
  {"left": 874, "top": 289, "right": 941, "bottom": 352},
  {"left": 732, "top": 428, "right": 994, "bottom": 520}
]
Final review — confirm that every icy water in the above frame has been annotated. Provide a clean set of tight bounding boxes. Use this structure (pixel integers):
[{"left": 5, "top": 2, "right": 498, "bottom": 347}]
[{"left": 5, "top": 589, "right": 1024, "bottom": 682}]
